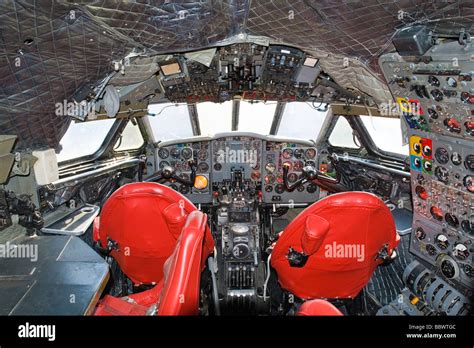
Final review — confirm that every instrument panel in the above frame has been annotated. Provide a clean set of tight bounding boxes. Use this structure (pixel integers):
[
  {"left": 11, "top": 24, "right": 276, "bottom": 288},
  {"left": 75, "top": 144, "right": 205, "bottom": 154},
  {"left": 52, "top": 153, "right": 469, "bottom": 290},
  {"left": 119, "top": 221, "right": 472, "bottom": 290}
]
[
  {"left": 157, "top": 141, "right": 211, "bottom": 201},
  {"left": 263, "top": 141, "right": 318, "bottom": 202},
  {"left": 155, "top": 134, "right": 319, "bottom": 204},
  {"left": 379, "top": 39, "right": 474, "bottom": 291}
]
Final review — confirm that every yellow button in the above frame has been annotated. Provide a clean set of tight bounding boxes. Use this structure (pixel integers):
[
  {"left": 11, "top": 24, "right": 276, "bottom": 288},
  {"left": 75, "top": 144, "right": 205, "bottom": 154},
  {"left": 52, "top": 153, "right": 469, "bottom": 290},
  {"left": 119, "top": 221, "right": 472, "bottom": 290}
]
[{"left": 194, "top": 175, "right": 208, "bottom": 190}]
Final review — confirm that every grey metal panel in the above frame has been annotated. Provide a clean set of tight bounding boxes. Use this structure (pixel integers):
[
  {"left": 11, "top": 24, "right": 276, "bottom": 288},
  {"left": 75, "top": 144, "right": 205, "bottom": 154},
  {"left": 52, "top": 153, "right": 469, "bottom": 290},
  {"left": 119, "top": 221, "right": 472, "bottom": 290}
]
[{"left": 0, "top": 235, "right": 109, "bottom": 315}]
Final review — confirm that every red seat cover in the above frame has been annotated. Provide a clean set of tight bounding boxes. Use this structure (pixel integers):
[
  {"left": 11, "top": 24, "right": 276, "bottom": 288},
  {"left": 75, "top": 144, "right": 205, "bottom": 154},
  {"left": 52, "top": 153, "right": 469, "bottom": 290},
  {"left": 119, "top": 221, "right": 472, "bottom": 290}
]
[
  {"left": 94, "top": 210, "right": 214, "bottom": 316},
  {"left": 296, "top": 299, "right": 343, "bottom": 316},
  {"left": 271, "top": 192, "right": 400, "bottom": 299},
  {"left": 158, "top": 210, "right": 214, "bottom": 315},
  {"left": 94, "top": 182, "right": 197, "bottom": 285}
]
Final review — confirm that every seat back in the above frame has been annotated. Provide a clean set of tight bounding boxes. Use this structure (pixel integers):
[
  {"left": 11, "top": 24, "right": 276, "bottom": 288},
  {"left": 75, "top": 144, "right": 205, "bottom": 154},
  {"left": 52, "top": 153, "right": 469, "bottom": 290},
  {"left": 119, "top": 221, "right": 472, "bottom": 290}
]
[
  {"left": 271, "top": 192, "right": 399, "bottom": 299},
  {"left": 296, "top": 299, "right": 343, "bottom": 316},
  {"left": 94, "top": 182, "right": 197, "bottom": 285},
  {"left": 158, "top": 210, "right": 214, "bottom": 315}
]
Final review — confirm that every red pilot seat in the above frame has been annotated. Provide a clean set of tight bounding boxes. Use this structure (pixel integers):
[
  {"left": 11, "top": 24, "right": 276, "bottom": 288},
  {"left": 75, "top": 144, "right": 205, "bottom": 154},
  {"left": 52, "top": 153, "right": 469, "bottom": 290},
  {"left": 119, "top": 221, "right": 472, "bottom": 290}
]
[
  {"left": 271, "top": 192, "right": 400, "bottom": 300},
  {"left": 296, "top": 299, "right": 343, "bottom": 316},
  {"left": 95, "top": 209, "right": 214, "bottom": 315},
  {"left": 93, "top": 182, "right": 199, "bottom": 285}
]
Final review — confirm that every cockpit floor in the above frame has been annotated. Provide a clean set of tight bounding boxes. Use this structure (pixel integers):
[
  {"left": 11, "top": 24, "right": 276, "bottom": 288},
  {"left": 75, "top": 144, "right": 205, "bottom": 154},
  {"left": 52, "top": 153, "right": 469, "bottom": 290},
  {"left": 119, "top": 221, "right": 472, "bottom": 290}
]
[{"left": 366, "top": 234, "right": 413, "bottom": 307}]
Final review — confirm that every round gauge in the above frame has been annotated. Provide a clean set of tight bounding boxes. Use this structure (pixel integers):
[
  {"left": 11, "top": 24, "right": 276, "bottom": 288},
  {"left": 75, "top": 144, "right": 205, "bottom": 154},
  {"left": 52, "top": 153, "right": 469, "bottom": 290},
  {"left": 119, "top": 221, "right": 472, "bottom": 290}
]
[
  {"left": 413, "top": 157, "right": 422, "bottom": 169},
  {"left": 179, "top": 185, "right": 189, "bottom": 195},
  {"left": 453, "top": 243, "right": 469, "bottom": 260},
  {"left": 265, "top": 162, "right": 276, "bottom": 174},
  {"left": 444, "top": 117, "right": 461, "bottom": 133},
  {"left": 461, "top": 91, "right": 472, "bottom": 103},
  {"left": 214, "top": 163, "right": 222, "bottom": 171},
  {"left": 171, "top": 160, "right": 181, "bottom": 171},
  {"left": 158, "top": 148, "right": 169, "bottom": 159},
  {"left": 198, "top": 149, "right": 208, "bottom": 161},
  {"left": 435, "top": 234, "right": 449, "bottom": 249},
  {"left": 159, "top": 161, "right": 170, "bottom": 169},
  {"left": 293, "top": 160, "right": 304, "bottom": 171},
  {"left": 415, "top": 227, "right": 426, "bottom": 240},
  {"left": 197, "top": 162, "right": 209, "bottom": 173},
  {"left": 430, "top": 89, "right": 443, "bottom": 102},
  {"left": 463, "top": 175, "right": 474, "bottom": 193},
  {"left": 276, "top": 174, "right": 284, "bottom": 184},
  {"left": 294, "top": 149, "right": 304, "bottom": 159},
  {"left": 252, "top": 140, "right": 261, "bottom": 148},
  {"left": 251, "top": 170, "right": 261, "bottom": 181},
  {"left": 282, "top": 148, "right": 293, "bottom": 159},
  {"left": 192, "top": 142, "right": 201, "bottom": 150},
  {"left": 446, "top": 76, "right": 457, "bottom": 88},
  {"left": 297, "top": 185, "right": 305, "bottom": 192},
  {"left": 427, "top": 108, "right": 439, "bottom": 119},
  {"left": 413, "top": 143, "right": 421, "bottom": 153},
  {"left": 445, "top": 213, "right": 459, "bottom": 228},
  {"left": 307, "top": 183, "right": 317, "bottom": 193},
  {"left": 435, "top": 147, "right": 449, "bottom": 164},
  {"left": 283, "top": 161, "right": 293, "bottom": 170},
  {"left": 422, "top": 144, "right": 432, "bottom": 157},
  {"left": 264, "top": 175, "right": 275, "bottom": 185},
  {"left": 181, "top": 147, "right": 193, "bottom": 160},
  {"left": 265, "top": 185, "right": 273, "bottom": 193},
  {"left": 181, "top": 161, "right": 191, "bottom": 171},
  {"left": 464, "top": 265, "right": 474, "bottom": 278},
  {"left": 434, "top": 166, "right": 449, "bottom": 184},
  {"left": 274, "top": 184, "right": 285, "bottom": 194},
  {"left": 423, "top": 160, "right": 432, "bottom": 173},
  {"left": 428, "top": 75, "right": 440, "bottom": 87},
  {"left": 243, "top": 141, "right": 251, "bottom": 150},
  {"left": 430, "top": 206, "right": 443, "bottom": 221},
  {"left": 465, "top": 121, "right": 474, "bottom": 135},
  {"left": 415, "top": 185, "right": 428, "bottom": 200},
  {"left": 416, "top": 174, "right": 425, "bottom": 185},
  {"left": 426, "top": 244, "right": 437, "bottom": 256},
  {"left": 440, "top": 258, "right": 457, "bottom": 279},
  {"left": 465, "top": 154, "right": 474, "bottom": 171},
  {"left": 305, "top": 148, "right": 316, "bottom": 159},
  {"left": 451, "top": 152, "right": 462, "bottom": 165},
  {"left": 233, "top": 243, "right": 250, "bottom": 259},
  {"left": 461, "top": 220, "right": 473, "bottom": 234},
  {"left": 305, "top": 160, "right": 315, "bottom": 167},
  {"left": 288, "top": 173, "right": 298, "bottom": 183},
  {"left": 170, "top": 148, "right": 181, "bottom": 159}
]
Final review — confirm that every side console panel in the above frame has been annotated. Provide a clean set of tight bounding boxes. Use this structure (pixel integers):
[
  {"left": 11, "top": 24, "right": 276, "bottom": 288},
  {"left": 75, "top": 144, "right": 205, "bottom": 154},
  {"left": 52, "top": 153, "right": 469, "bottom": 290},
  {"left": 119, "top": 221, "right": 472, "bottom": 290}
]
[{"left": 379, "top": 40, "right": 473, "bottom": 294}]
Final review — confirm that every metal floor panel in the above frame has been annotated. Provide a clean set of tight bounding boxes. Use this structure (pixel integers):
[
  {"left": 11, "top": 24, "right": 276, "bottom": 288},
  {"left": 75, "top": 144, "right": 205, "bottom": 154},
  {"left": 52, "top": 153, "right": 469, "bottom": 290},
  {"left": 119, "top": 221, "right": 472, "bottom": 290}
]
[
  {"left": 366, "top": 234, "right": 413, "bottom": 307},
  {"left": 0, "top": 235, "right": 109, "bottom": 315}
]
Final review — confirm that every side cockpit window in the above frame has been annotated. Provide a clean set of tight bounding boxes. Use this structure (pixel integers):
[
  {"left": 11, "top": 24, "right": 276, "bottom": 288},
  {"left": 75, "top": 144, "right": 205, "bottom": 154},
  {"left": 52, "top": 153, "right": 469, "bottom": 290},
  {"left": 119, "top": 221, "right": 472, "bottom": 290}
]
[
  {"left": 328, "top": 116, "right": 360, "bottom": 149},
  {"left": 359, "top": 115, "right": 408, "bottom": 156},
  {"left": 57, "top": 119, "right": 115, "bottom": 163}
]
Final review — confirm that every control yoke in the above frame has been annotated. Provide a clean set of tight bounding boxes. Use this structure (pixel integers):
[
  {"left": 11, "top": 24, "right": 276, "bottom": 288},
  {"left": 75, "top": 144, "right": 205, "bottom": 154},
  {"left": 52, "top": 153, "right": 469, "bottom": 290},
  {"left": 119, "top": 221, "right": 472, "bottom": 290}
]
[
  {"left": 145, "top": 160, "right": 197, "bottom": 187},
  {"left": 282, "top": 163, "right": 339, "bottom": 192}
]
